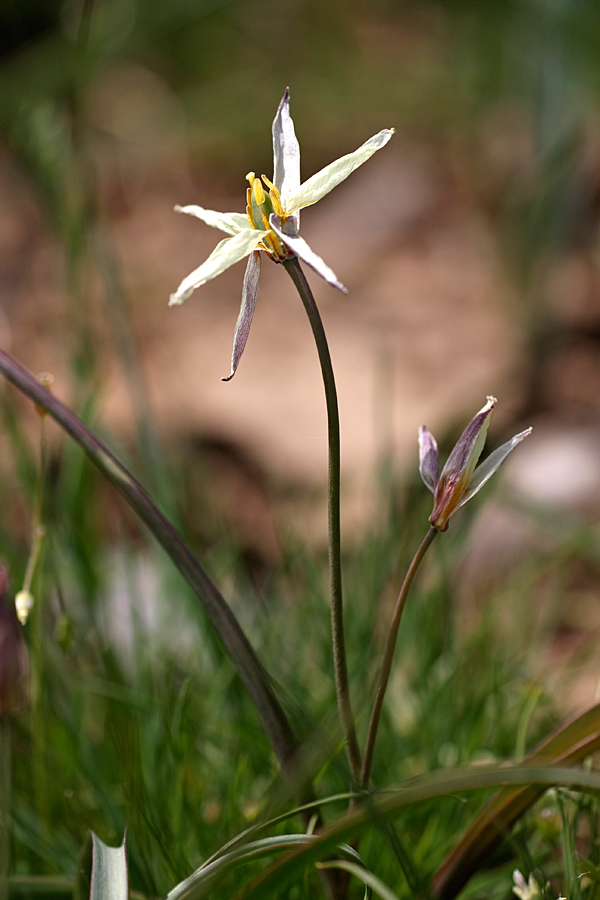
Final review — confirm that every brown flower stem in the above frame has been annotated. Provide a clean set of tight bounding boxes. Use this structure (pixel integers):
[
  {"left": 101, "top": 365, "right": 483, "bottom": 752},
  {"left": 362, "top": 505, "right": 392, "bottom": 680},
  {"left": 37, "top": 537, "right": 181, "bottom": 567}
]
[
  {"left": 361, "top": 526, "right": 438, "bottom": 787},
  {"left": 283, "top": 256, "right": 362, "bottom": 783}
]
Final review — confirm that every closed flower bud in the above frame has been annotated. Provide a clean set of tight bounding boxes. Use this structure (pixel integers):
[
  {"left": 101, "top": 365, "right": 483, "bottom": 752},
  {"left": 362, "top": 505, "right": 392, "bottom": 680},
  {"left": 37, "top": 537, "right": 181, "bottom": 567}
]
[{"left": 419, "top": 397, "right": 532, "bottom": 532}]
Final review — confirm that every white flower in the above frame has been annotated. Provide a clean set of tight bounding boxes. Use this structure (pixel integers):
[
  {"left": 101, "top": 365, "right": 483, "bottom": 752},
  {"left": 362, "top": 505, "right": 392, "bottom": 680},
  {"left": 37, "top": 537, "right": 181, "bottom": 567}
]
[
  {"left": 169, "top": 88, "right": 394, "bottom": 379},
  {"left": 419, "top": 397, "right": 532, "bottom": 531}
]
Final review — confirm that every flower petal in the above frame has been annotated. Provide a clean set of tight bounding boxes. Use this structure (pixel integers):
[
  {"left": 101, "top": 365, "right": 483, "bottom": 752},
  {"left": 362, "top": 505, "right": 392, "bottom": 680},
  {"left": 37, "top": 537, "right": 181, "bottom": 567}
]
[
  {"left": 222, "top": 251, "right": 261, "bottom": 381},
  {"left": 269, "top": 214, "right": 347, "bottom": 292},
  {"left": 175, "top": 205, "right": 251, "bottom": 235},
  {"left": 418, "top": 426, "right": 439, "bottom": 493},
  {"left": 272, "top": 88, "right": 301, "bottom": 212},
  {"left": 439, "top": 396, "right": 496, "bottom": 487},
  {"left": 169, "top": 229, "right": 265, "bottom": 306},
  {"left": 283, "top": 128, "right": 395, "bottom": 214},
  {"left": 454, "top": 427, "right": 533, "bottom": 513},
  {"left": 430, "top": 396, "right": 496, "bottom": 531}
]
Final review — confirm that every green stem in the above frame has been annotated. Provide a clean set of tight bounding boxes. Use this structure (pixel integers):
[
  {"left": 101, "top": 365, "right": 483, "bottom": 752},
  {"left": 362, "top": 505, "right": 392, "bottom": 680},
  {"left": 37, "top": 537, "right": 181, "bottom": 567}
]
[
  {"left": 361, "top": 526, "right": 437, "bottom": 786},
  {"left": 283, "top": 257, "right": 361, "bottom": 782}
]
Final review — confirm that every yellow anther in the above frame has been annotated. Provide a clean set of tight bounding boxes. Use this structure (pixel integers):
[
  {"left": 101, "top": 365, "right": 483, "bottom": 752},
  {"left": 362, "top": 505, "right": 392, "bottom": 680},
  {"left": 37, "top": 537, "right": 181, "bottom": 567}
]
[
  {"left": 269, "top": 189, "right": 284, "bottom": 217},
  {"left": 260, "top": 207, "right": 270, "bottom": 232},
  {"left": 270, "top": 230, "right": 287, "bottom": 260},
  {"left": 246, "top": 172, "right": 256, "bottom": 186},
  {"left": 261, "top": 175, "right": 278, "bottom": 194},
  {"left": 252, "top": 178, "right": 265, "bottom": 206},
  {"left": 246, "top": 189, "right": 256, "bottom": 228}
]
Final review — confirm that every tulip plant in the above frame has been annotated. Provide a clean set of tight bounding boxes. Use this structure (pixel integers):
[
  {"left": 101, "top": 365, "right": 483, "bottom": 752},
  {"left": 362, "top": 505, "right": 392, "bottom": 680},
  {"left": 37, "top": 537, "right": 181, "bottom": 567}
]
[
  {"left": 4, "top": 86, "right": 600, "bottom": 900},
  {"left": 170, "top": 89, "right": 532, "bottom": 788}
]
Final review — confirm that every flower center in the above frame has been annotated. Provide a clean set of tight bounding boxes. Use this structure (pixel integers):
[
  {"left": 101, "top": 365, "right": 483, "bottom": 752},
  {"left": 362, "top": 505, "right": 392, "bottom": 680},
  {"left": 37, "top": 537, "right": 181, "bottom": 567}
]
[{"left": 246, "top": 172, "right": 289, "bottom": 261}]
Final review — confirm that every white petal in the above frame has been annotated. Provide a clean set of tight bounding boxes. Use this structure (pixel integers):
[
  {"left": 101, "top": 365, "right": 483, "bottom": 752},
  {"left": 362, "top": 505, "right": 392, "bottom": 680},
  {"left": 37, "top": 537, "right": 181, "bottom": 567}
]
[
  {"left": 175, "top": 205, "right": 250, "bottom": 235},
  {"left": 223, "top": 251, "right": 261, "bottom": 381},
  {"left": 269, "top": 215, "right": 347, "bottom": 292},
  {"left": 272, "top": 88, "right": 301, "bottom": 208},
  {"left": 284, "top": 128, "right": 395, "bottom": 214},
  {"left": 418, "top": 426, "right": 439, "bottom": 493},
  {"left": 454, "top": 427, "right": 533, "bottom": 512},
  {"left": 168, "top": 229, "right": 265, "bottom": 306}
]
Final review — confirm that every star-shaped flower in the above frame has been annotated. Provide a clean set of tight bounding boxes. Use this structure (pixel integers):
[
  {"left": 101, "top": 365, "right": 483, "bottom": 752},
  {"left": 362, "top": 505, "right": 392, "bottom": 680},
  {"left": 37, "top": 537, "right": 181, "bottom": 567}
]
[
  {"left": 169, "top": 88, "right": 394, "bottom": 380},
  {"left": 419, "top": 396, "right": 532, "bottom": 532}
]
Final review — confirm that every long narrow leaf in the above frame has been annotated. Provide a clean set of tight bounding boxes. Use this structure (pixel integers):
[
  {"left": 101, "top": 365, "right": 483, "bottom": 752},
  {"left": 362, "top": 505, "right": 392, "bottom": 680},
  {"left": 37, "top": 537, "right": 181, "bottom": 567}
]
[
  {"left": 318, "top": 860, "right": 401, "bottom": 900},
  {"left": 235, "top": 764, "right": 600, "bottom": 900},
  {"left": 168, "top": 835, "right": 364, "bottom": 900},
  {"left": 90, "top": 834, "right": 127, "bottom": 900},
  {"left": 430, "top": 702, "right": 600, "bottom": 900},
  {"left": 0, "top": 348, "right": 300, "bottom": 782}
]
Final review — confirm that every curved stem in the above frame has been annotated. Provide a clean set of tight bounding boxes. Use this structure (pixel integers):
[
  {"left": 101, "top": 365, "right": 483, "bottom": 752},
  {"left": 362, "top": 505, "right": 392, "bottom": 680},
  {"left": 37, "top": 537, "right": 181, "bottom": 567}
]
[
  {"left": 283, "top": 257, "right": 361, "bottom": 782},
  {"left": 361, "top": 526, "right": 437, "bottom": 786},
  {"left": 0, "top": 347, "right": 302, "bottom": 786}
]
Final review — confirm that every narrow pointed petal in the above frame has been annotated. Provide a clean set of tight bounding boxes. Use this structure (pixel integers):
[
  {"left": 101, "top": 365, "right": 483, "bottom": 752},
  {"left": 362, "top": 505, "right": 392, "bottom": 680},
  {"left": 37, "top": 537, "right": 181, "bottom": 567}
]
[
  {"left": 454, "top": 427, "right": 533, "bottom": 512},
  {"left": 269, "top": 214, "right": 347, "bottom": 292},
  {"left": 222, "top": 251, "right": 261, "bottom": 381},
  {"left": 169, "top": 229, "right": 265, "bottom": 306},
  {"left": 418, "top": 426, "right": 439, "bottom": 493},
  {"left": 439, "top": 396, "right": 496, "bottom": 486},
  {"left": 430, "top": 396, "right": 496, "bottom": 531},
  {"left": 272, "top": 88, "right": 301, "bottom": 208},
  {"left": 175, "top": 205, "right": 251, "bottom": 235},
  {"left": 283, "top": 128, "right": 395, "bottom": 214}
]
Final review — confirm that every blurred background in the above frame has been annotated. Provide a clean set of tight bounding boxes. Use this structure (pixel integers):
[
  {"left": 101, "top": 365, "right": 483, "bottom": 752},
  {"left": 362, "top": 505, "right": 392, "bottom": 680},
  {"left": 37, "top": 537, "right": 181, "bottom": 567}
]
[
  {"left": 2, "top": 0, "right": 600, "bottom": 523},
  {"left": 2, "top": 0, "right": 600, "bottom": 892}
]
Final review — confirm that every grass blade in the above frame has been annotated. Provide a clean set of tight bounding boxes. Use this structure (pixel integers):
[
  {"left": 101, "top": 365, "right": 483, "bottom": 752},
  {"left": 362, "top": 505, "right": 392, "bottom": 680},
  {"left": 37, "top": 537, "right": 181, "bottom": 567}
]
[
  {"left": 235, "top": 764, "right": 600, "bottom": 900},
  {"left": 430, "top": 702, "right": 600, "bottom": 899},
  {"left": 0, "top": 348, "right": 301, "bottom": 783}
]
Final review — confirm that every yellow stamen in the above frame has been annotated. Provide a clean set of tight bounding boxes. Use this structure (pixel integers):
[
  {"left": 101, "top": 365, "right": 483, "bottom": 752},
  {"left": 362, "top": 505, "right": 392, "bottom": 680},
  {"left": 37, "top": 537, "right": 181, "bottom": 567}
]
[
  {"left": 261, "top": 232, "right": 278, "bottom": 256},
  {"left": 252, "top": 178, "right": 265, "bottom": 206},
  {"left": 261, "top": 174, "right": 277, "bottom": 193},
  {"left": 270, "top": 230, "right": 287, "bottom": 259},
  {"left": 246, "top": 172, "right": 256, "bottom": 186},
  {"left": 246, "top": 189, "right": 256, "bottom": 228},
  {"left": 269, "top": 189, "right": 284, "bottom": 217},
  {"left": 260, "top": 207, "right": 271, "bottom": 231}
]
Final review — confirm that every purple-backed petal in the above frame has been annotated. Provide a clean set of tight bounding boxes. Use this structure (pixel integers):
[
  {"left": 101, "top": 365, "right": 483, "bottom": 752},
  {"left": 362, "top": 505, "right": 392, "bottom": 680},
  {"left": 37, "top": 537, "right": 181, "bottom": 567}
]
[
  {"left": 454, "top": 427, "right": 533, "bottom": 513},
  {"left": 438, "top": 396, "right": 496, "bottom": 487},
  {"left": 418, "top": 426, "right": 439, "bottom": 493},
  {"left": 430, "top": 396, "right": 496, "bottom": 531},
  {"left": 272, "top": 88, "right": 301, "bottom": 215},
  {"left": 269, "top": 214, "right": 347, "bottom": 292},
  {"left": 222, "top": 251, "right": 261, "bottom": 381}
]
